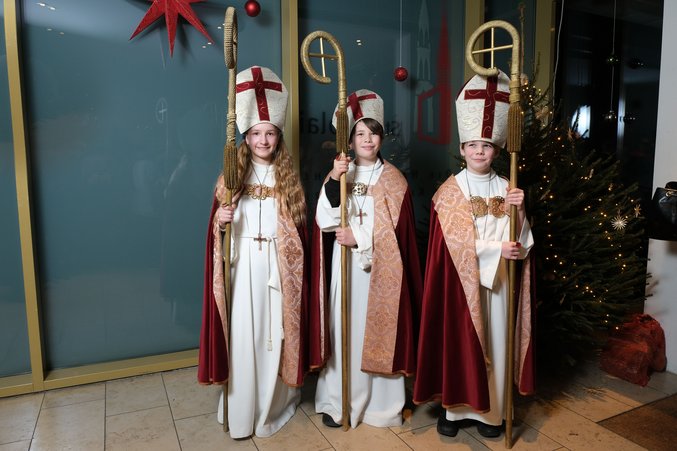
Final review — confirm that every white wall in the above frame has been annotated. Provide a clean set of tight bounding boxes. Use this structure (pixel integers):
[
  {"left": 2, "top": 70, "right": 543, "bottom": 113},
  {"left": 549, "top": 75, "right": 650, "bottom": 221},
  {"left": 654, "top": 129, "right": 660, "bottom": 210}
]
[{"left": 645, "top": 0, "right": 677, "bottom": 373}]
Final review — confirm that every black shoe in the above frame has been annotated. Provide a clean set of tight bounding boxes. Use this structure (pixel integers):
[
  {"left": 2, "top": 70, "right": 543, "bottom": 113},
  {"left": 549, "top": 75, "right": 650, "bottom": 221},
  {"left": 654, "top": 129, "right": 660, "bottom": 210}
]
[
  {"left": 476, "top": 421, "right": 502, "bottom": 438},
  {"left": 436, "top": 413, "right": 459, "bottom": 437},
  {"left": 322, "top": 413, "right": 342, "bottom": 428}
]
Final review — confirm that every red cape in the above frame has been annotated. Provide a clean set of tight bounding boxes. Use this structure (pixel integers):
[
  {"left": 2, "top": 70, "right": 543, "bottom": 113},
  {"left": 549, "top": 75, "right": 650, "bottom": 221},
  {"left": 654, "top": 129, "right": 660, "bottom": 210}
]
[
  {"left": 310, "top": 184, "right": 423, "bottom": 375},
  {"left": 197, "top": 194, "right": 317, "bottom": 386},
  {"left": 413, "top": 204, "right": 535, "bottom": 410}
]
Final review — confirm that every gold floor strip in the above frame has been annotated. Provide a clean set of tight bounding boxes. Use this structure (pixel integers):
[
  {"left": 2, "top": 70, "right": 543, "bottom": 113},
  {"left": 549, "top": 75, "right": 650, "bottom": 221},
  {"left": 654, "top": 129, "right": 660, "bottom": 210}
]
[
  {"left": 0, "top": 374, "right": 34, "bottom": 398},
  {"left": 0, "top": 349, "right": 197, "bottom": 397}
]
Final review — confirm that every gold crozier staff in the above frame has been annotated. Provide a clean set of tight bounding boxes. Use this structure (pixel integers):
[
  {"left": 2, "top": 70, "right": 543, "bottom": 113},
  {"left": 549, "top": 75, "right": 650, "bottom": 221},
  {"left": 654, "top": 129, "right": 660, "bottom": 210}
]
[
  {"left": 300, "top": 31, "right": 351, "bottom": 431},
  {"left": 465, "top": 20, "right": 523, "bottom": 449},
  {"left": 221, "top": 6, "right": 238, "bottom": 433}
]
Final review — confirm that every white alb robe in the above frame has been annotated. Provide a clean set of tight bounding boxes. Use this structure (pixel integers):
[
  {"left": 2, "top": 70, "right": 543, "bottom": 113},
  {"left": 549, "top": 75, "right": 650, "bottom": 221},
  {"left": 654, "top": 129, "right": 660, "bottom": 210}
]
[
  {"left": 314, "top": 159, "right": 405, "bottom": 428},
  {"left": 217, "top": 161, "right": 300, "bottom": 438},
  {"left": 445, "top": 169, "right": 534, "bottom": 426}
]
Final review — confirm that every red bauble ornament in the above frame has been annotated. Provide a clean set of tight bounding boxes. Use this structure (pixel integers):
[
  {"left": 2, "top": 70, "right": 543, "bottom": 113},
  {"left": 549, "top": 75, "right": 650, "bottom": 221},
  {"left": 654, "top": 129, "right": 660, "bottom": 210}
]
[
  {"left": 245, "top": 0, "right": 261, "bottom": 17},
  {"left": 394, "top": 66, "right": 408, "bottom": 82}
]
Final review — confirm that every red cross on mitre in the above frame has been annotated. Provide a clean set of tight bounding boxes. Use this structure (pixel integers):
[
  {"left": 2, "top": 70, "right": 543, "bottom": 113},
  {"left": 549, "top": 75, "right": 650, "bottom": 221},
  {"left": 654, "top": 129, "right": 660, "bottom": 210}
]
[
  {"left": 346, "top": 92, "right": 378, "bottom": 121},
  {"left": 464, "top": 76, "right": 509, "bottom": 139},
  {"left": 236, "top": 67, "right": 283, "bottom": 122}
]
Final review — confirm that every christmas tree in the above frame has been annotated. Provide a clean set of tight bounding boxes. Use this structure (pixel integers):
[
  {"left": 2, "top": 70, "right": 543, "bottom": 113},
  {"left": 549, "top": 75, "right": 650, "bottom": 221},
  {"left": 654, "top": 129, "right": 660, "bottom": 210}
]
[{"left": 503, "top": 81, "right": 648, "bottom": 369}]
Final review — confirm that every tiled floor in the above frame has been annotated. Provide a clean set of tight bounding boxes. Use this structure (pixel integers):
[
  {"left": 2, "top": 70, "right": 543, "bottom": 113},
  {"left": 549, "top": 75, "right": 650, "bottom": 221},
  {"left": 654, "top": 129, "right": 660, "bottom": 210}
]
[{"left": 1, "top": 362, "right": 676, "bottom": 450}]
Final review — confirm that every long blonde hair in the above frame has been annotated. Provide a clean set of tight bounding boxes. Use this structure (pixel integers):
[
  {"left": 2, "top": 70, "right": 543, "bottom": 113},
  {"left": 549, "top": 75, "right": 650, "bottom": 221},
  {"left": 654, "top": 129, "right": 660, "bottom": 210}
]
[{"left": 235, "top": 134, "right": 306, "bottom": 227}]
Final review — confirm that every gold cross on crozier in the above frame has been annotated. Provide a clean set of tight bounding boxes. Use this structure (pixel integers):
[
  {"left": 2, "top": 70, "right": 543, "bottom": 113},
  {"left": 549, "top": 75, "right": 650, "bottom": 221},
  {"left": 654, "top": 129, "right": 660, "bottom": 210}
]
[
  {"left": 468, "top": 27, "right": 515, "bottom": 70},
  {"left": 307, "top": 37, "right": 339, "bottom": 79}
]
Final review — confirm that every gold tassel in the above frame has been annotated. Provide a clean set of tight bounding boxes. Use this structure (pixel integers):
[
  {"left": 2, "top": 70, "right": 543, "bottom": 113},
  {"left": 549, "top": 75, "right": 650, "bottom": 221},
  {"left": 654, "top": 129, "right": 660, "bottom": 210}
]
[
  {"left": 223, "top": 109, "right": 239, "bottom": 191},
  {"left": 223, "top": 141, "right": 238, "bottom": 190},
  {"left": 507, "top": 102, "right": 523, "bottom": 154},
  {"left": 335, "top": 108, "right": 349, "bottom": 155}
]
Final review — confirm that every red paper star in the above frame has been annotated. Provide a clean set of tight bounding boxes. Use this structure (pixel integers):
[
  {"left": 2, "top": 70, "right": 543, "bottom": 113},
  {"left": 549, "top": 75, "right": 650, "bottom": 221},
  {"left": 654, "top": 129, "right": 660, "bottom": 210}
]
[{"left": 130, "top": 0, "right": 214, "bottom": 56}]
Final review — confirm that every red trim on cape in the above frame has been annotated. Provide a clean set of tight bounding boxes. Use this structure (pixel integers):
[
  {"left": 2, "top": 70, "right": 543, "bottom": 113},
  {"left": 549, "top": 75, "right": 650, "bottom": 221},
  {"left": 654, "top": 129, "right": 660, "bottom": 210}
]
[
  {"left": 391, "top": 189, "right": 423, "bottom": 374},
  {"left": 292, "top": 222, "right": 312, "bottom": 384},
  {"left": 198, "top": 196, "right": 228, "bottom": 384},
  {"left": 413, "top": 205, "right": 489, "bottom": 409},
  {"left": 308, "top": 226, "right": 333, "bottom": 369}
]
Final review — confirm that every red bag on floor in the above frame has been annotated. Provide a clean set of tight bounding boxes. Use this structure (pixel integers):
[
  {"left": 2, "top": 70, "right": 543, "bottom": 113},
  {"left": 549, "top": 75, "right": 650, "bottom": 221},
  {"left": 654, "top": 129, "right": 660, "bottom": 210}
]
[{"left": 600, "top": 314, "right": 667, "bottom": 386}]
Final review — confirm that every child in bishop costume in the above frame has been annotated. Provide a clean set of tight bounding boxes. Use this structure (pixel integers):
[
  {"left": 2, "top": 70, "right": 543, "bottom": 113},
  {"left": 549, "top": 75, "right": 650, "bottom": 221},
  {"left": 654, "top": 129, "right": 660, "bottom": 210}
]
[
  {"left": 312, "top": 90, "right": 422, "bottom": 429},
  {"left": 198, "top": 66, "right": 315, "bottom": 438},
  {"left": 413, "top": 70, "right": 535, "bottom": 438}
]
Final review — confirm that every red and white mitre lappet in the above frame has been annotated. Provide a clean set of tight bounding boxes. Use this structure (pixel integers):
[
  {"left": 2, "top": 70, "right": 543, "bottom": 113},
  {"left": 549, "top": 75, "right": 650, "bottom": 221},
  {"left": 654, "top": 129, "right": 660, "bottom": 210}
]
[
  {"left": 235, "top": 66, "right": 288, "bottom": 133},
  {"left": 332, "top": 88, "right": 384, "bottom": 135},
  {"left": 455, "top": 70, "right": 510, "bottom": 148}
]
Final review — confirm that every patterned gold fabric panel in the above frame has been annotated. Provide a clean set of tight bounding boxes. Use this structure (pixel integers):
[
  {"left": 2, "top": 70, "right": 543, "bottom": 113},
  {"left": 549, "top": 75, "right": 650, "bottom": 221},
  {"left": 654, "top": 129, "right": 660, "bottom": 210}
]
[
  {"left": 361, "top": 161, "right": 406, "bottom": 373},
  {"left": 515, "top": 258, "right": 533, "bottom": 388},
  {"left": 213, "top": 176, "right": 230, "bottom": 356},
  {"left": 432, "top": 176, "right": 487, "bottom": 358},
  {"left": 277, "top": 208, "right": 305, "bottom": 385}
]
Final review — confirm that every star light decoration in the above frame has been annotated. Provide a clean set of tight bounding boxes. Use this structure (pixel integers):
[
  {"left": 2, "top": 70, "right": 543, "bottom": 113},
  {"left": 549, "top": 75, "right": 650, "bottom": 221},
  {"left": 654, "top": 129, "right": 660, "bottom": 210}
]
[
  {"left": 130, "top": 0, "right": 213, "bottom": 56},
  {"left": 611, "top": 214, "right": 627, "bottom": 231}
]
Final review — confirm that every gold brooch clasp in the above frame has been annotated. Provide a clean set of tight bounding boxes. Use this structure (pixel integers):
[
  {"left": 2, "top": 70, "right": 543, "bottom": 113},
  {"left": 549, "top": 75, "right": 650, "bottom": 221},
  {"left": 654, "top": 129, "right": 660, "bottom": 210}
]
[{"left": 352, "top": 182, "right": 368, "bottom": 196}]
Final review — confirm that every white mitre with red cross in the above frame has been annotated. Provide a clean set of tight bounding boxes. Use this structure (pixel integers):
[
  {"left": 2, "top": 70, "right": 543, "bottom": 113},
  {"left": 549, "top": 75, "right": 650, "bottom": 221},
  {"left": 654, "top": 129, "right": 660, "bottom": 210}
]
[
  {"left": 455, "top": 70, "right": 510, "bottom": 148},
  {"left": 235, "top": 66, "right": 288, "bottom": 133},
  {"left": 332, "top": 89, "right": 384, "bottom": 135}
]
